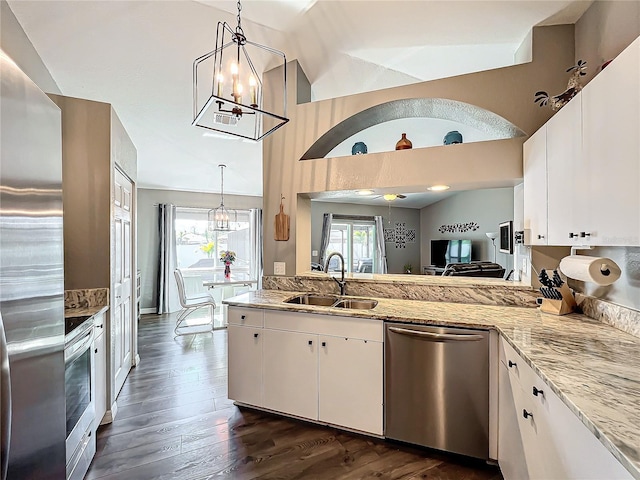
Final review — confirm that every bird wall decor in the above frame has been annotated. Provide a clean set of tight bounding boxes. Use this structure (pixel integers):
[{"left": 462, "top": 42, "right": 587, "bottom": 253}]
[{"left": 534, "top": 60, "right": 587, "bottom": 111}]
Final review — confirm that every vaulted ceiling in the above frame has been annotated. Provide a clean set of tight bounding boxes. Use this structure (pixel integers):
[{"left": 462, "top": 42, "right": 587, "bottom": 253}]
[{"left": 8, "top": 0, "right": 590, "bottom": 197}]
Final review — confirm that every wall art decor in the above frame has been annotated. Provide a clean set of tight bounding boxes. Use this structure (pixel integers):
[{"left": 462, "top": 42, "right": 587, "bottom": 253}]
[
  {"left": 394, "top": 222, "right": 407, "bottom": 248},
  {"left": 438, "top": 222, "right": 479, "bottom": 234},
  {"left": 406, "top": 228, "right": 416, "bottom": 243},
  {"left": 384, "top": 228, "right": 395, "bottom": 243}
]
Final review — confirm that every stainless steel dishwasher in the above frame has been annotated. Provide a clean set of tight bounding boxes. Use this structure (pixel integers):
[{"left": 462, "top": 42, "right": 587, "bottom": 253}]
[{"left": 384, "top": 322, "right": 489, "bottom": 459}]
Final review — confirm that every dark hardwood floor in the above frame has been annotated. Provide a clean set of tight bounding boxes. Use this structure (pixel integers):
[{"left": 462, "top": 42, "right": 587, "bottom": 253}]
[{"left": 88, "top": 313, "right": 503, "bottom": 480}]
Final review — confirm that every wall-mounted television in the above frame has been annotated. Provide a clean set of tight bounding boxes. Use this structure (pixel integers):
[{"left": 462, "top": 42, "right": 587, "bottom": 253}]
[{"left": 431, "top": 239, "right": 472, "bottom": 268}]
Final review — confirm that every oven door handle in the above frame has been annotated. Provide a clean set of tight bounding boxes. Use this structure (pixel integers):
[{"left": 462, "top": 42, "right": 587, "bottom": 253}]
[
  {"left": 388, "top": 326, "right": 484, "bottom": 342},
  {"left": 0, "top": 312, "right": 11, "bottom": 480},
  {"left": 65, "top": 330, "right": 94, "bottom": 364}
]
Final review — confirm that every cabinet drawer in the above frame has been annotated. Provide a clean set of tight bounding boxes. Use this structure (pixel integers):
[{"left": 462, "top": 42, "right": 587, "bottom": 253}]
[
  {"left": 264, "top": 310, "right": 383, "bottom": 342},
  {"left": 228, "top": 307, "right": 264, "bottom": 327},
  {"left": 93, "top": 310, "right": 106, "bottom": 330},
  {"left": 499, "top": 337, "right": 542, "bottom": 394}
]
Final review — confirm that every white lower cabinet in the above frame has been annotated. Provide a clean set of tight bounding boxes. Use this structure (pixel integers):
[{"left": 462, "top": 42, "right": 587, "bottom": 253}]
[
  {"left": 227, "top": 324, "right": 263, "bottom": 407},
  {"left": 263, "top": 328, "right": 318, "bottom": 420},
  {"left": 227, "top": 307, "right": 383, "bottom": 435},
  {"left": 498, "top": 338, "right": 632, "bottom": 480},
  {"left": 93, "top": 325, "right": 107, "bottom": 430},
  {"left": 318, "top": 336, "right": 383, "bottom": 435}
]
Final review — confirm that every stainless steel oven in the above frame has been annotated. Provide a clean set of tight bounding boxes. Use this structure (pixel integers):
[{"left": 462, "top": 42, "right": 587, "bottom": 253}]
[{"left": 64, "top": 316, "right": 96, "bottom": 480}]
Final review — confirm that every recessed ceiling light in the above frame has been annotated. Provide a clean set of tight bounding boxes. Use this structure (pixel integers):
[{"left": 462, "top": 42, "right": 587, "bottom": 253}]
[
  {"left": 357, "top": 189, "right": 374, "bottom": 196},
  {"left": 427, "top": 185, "right": 450, "bottom": 191},
  {"left": 383, "top": 194, "right": 398, "bottom": 201}
]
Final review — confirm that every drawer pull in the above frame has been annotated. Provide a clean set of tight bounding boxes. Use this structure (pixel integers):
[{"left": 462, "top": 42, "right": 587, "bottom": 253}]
[
  {"left": 508, "top": 360, "right": 517, "bottom": 368},
  {"left": 322, "top": 342, "right": 326, "bottom": 347},
  {"left": 241, "top": 315, "right": 246, "bottom": 320},
  {"left": 253, "top": 333, "right": 259, "bottom": 338},
  {"left": 523, "top": 409, "right": 533, "bottom": 419},
  {"left": 533, "top": 386, "right": 544, "bottom": 397},
  {"left": 308, "top": 340, "right": 313, "bottom": 346}
]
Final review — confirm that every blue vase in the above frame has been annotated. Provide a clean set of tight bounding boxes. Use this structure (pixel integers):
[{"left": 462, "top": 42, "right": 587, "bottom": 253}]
[
  {"left": 444, "top": 131, "right": 463, "bottom": 145},
  {"left": 351, "top": 141, "right": 368, "bottom": 155}
]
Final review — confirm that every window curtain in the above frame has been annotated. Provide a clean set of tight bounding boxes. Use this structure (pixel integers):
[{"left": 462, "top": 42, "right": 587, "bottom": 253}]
[
  {"left": 374, "top": 215, "right": 388, "bottom": 274},
  {"left": 318, "top": 213, "right": 333, "bottom": 269},
  {"left": 250, "top": 208, "right": 263, "bottom": 288},
  {"left": 156, "top": 203, "right": 180, "bottom": 314}
]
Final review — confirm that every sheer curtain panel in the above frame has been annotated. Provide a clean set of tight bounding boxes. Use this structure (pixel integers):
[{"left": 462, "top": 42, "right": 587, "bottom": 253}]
[
  {"left": 374, "top": 215, "right": 388, "bottom": 273},
  {"left": 318, "top": 213, "right": 333, "bottom": 268},
  {"left": 157, "top": 203, "right": 180, "bottom": 313},
  {"left": 250, "top": 208, "right": 263, "bottom": 288}
]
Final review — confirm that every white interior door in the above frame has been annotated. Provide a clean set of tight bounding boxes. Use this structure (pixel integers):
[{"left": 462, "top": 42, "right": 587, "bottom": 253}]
[{"left": 113, "top": 168, "right": 133, "bottom": 397}]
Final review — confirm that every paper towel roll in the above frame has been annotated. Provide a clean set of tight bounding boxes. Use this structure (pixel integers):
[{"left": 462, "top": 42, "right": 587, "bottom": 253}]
[{"left": 559, "top": 255, "right": 621, "bottom": 286}]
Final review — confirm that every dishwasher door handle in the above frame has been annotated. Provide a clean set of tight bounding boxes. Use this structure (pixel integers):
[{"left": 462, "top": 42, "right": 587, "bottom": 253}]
[{"left": 388, "top": 326, "right": 484, "bottom": 342}]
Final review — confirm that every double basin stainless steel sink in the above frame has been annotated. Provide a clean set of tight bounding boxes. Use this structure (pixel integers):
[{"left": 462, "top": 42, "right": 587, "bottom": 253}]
[{"left": 284, "top": 293, "right": 378, "bottom": 310}]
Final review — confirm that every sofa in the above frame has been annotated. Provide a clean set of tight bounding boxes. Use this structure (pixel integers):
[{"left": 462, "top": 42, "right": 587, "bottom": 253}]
[{"left": 442, "top": 261, "right": 505, "bottom": 278}]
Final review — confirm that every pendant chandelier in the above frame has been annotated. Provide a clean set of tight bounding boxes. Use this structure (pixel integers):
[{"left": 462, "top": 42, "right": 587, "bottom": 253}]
[
  {"left": 192, "top": 1, "right": 289, "bottom": 141},
  {"left": 208, "top": 164, "right": 237, "bottom": 231}
]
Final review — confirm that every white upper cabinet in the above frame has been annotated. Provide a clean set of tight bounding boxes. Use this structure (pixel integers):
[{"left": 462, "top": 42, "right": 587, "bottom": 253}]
[
  {"left": 582, "top": 37, "right": 640, "bottom": 246},
  {"left": 546, "top": 92, "right": 586, "bottom": 246},
  {"left": 523, "top": 126, "right": 548, "bottom": 245},
  {"left": 524, "top": 36, "right": 640, "bottom": 247}
]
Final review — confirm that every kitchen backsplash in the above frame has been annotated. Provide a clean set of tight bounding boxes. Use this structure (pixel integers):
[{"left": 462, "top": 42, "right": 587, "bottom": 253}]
[
  {"left": 262, "top": 275, "right": 539, "bottom": 308},
  {"left": 65, "top": 288, "right": 109, "bottom": 309},
  {"left": 576, "top": 294, "right": 640, "bottom": 339}
]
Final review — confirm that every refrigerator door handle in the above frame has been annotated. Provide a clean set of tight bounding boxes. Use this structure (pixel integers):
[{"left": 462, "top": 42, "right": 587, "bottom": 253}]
[
  {"left": 0, "top": 312, "right": 11, "bottom": 480},
  {"left": 388, "top": 326, "right": 484, "bottom": 342}
]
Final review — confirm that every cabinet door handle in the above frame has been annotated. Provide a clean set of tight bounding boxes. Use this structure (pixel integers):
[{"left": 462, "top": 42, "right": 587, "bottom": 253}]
[
  {"left": 580, "top": 232, "right": 591, "bottom": 238},
  {"left": 241, "top": 315, "right": 246, "bottom": 320},
  {"left": 253, "top": 333, "right": 259, "bottom": 338},
  {"left": 322, "top": 341, "right": 326, "bottom": 347},
  {"left": 537, "top": 234, "right": 544, "bottom": 239},
  {"left": 533, "top": 386, "right": 544, "bottom": 397},
  {"left": 523, "top": 409, "right": 533, "bottom": 419},
  {"left": 569, "top": 232, "right": 579, "bottom": 238},
  {"left": 508, "top": 360, "right": 517, "bottom": 368},
  {"left": 95, "top": 348, "right": 98, "bottom": 354},
  {"left": 308, "top": 340, "right": 313, "bottom": 345}
]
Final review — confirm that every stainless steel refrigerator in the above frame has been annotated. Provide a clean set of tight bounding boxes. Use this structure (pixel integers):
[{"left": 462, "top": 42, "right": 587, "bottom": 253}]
[{"left": 0, "top": 50, "right": 66, "bottom": 479}]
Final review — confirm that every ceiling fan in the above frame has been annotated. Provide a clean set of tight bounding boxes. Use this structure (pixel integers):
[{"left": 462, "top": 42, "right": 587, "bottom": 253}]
[{"left": 370, "top": 193, "right": 407, "bottom": 201}]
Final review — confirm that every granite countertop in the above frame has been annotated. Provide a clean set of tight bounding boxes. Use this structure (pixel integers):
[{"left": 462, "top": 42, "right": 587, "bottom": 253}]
[
  {"left": 224, "top": 289, "right": 640, "bottom": 479},
  {"left": 295, "top": 271, "right": 533, "bottom": 290},
  {"left": 64, "top": 305, "right": 109, "bottom": 319}
]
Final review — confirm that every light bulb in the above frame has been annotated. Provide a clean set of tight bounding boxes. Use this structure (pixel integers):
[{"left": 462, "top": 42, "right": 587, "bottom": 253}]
[
  {"left": 249, "top": 76, "right": 257, "bottom": 105},
  {"left": 216, "top": 74, "right": 224, "bottom": 97},
  {"left": 383, "top": 194, "right": 397, "bottom": 201},
  {"left": 230, "top": 63, "right": 238, "bottom": 76}
]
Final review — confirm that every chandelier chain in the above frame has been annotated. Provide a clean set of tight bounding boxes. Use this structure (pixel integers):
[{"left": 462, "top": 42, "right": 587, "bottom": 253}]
[{"left": 236, "top": 1, "right": 243, "bottom": 35}]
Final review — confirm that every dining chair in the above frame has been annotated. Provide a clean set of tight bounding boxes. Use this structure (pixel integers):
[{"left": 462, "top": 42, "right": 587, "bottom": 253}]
[{"left": 174, "top": 269, "right": 216, "bottom": 336}]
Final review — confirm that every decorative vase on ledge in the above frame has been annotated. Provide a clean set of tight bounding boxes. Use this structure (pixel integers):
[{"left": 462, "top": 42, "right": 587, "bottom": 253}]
[
  {"left": 395, "top": 133, "right": 412, "bottom": 150},
  {"left": 224, "top": 263, "right": 231, "bottom": 279}
]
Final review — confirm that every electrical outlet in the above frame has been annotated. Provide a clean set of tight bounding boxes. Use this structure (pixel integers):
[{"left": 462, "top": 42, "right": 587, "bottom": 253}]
[
  {"left": 311, "top": 250, "right": 318, "bottom": 257},
  {"left": 274, "top": 262, "right": 286, "bottom": 275}
]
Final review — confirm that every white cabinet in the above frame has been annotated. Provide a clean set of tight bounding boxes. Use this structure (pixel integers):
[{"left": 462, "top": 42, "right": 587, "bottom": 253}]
[
  {"left": 227, "top": 325, "right": 263, "bottom": 406},
  {"left": 582, "top": 37, "right": 640, "bottom": 246},
  {"left": 263, "top": 328, "right": 318, "bottom": 419},
  {"left": 523, "top": 37, "right": 640, "bottom": 247},
  {"left": 227, "top": 306, "right": 384, "bottom": 435},
  {"left": 523, "top": 126, "right": 548, "bottom": 245},
  {"left": 498, "top": 337, "right": 632, "bottom": 480},
  {"left": 546, "top": 92, "right": 587, "bottom": 246},
  {"left": 93, "top": 311, "right": 107, "bottom": 430},
  {"left": 318, "top": 336, "right": 383, "bottom": 435}
]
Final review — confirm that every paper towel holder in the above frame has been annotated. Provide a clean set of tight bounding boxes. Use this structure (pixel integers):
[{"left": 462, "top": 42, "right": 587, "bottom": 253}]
[{"left": 570, "top": 245, "right": 594, "bottom": 256}]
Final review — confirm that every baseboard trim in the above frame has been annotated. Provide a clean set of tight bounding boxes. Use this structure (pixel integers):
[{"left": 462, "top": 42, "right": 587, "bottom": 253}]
[
  {"left": 133, "top": 353, "right": 141, "bottom": 366},
  {"left": 102, "top": 400, "right": 118, "bottom": 425},
  {"left": 141, "top": 307, "right": 156, "bottom": 315}
]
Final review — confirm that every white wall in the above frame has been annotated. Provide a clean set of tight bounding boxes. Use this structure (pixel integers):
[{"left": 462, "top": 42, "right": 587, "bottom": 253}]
[
  {"left": 137, "top": 188, "right": 262, "bottom": 310},
  {"left": 310, "top": 201, "right": 421, "bottom": 274},
  {"left": 420, "top": 188, "right": 515, "bottom": 274},
  {"left": 0, "top": 0, "right": 60, "bottom": 94}
]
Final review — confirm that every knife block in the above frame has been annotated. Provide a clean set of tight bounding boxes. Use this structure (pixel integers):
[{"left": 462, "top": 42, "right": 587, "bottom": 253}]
[{"left": 539, "top": 283, "right": 577, "bottom": 316}]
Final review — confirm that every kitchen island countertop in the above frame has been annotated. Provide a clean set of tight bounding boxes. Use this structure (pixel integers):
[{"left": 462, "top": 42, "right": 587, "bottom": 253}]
[{"left": 225, "top": 289, "right": 640, "bottom": 479}]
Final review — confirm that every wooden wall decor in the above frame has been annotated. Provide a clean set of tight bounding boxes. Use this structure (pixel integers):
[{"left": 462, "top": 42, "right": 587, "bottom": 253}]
[{"left": 274, "top": 194, "right": 290, "bottom": 241}]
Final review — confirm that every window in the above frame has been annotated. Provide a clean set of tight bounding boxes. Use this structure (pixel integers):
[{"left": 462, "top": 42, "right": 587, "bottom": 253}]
[
  {"left": 175, "top": 208, "right": 257, "bottom": 296},
  {"left": 327, "top": 217, "right": 376, "bottom": 273}
]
